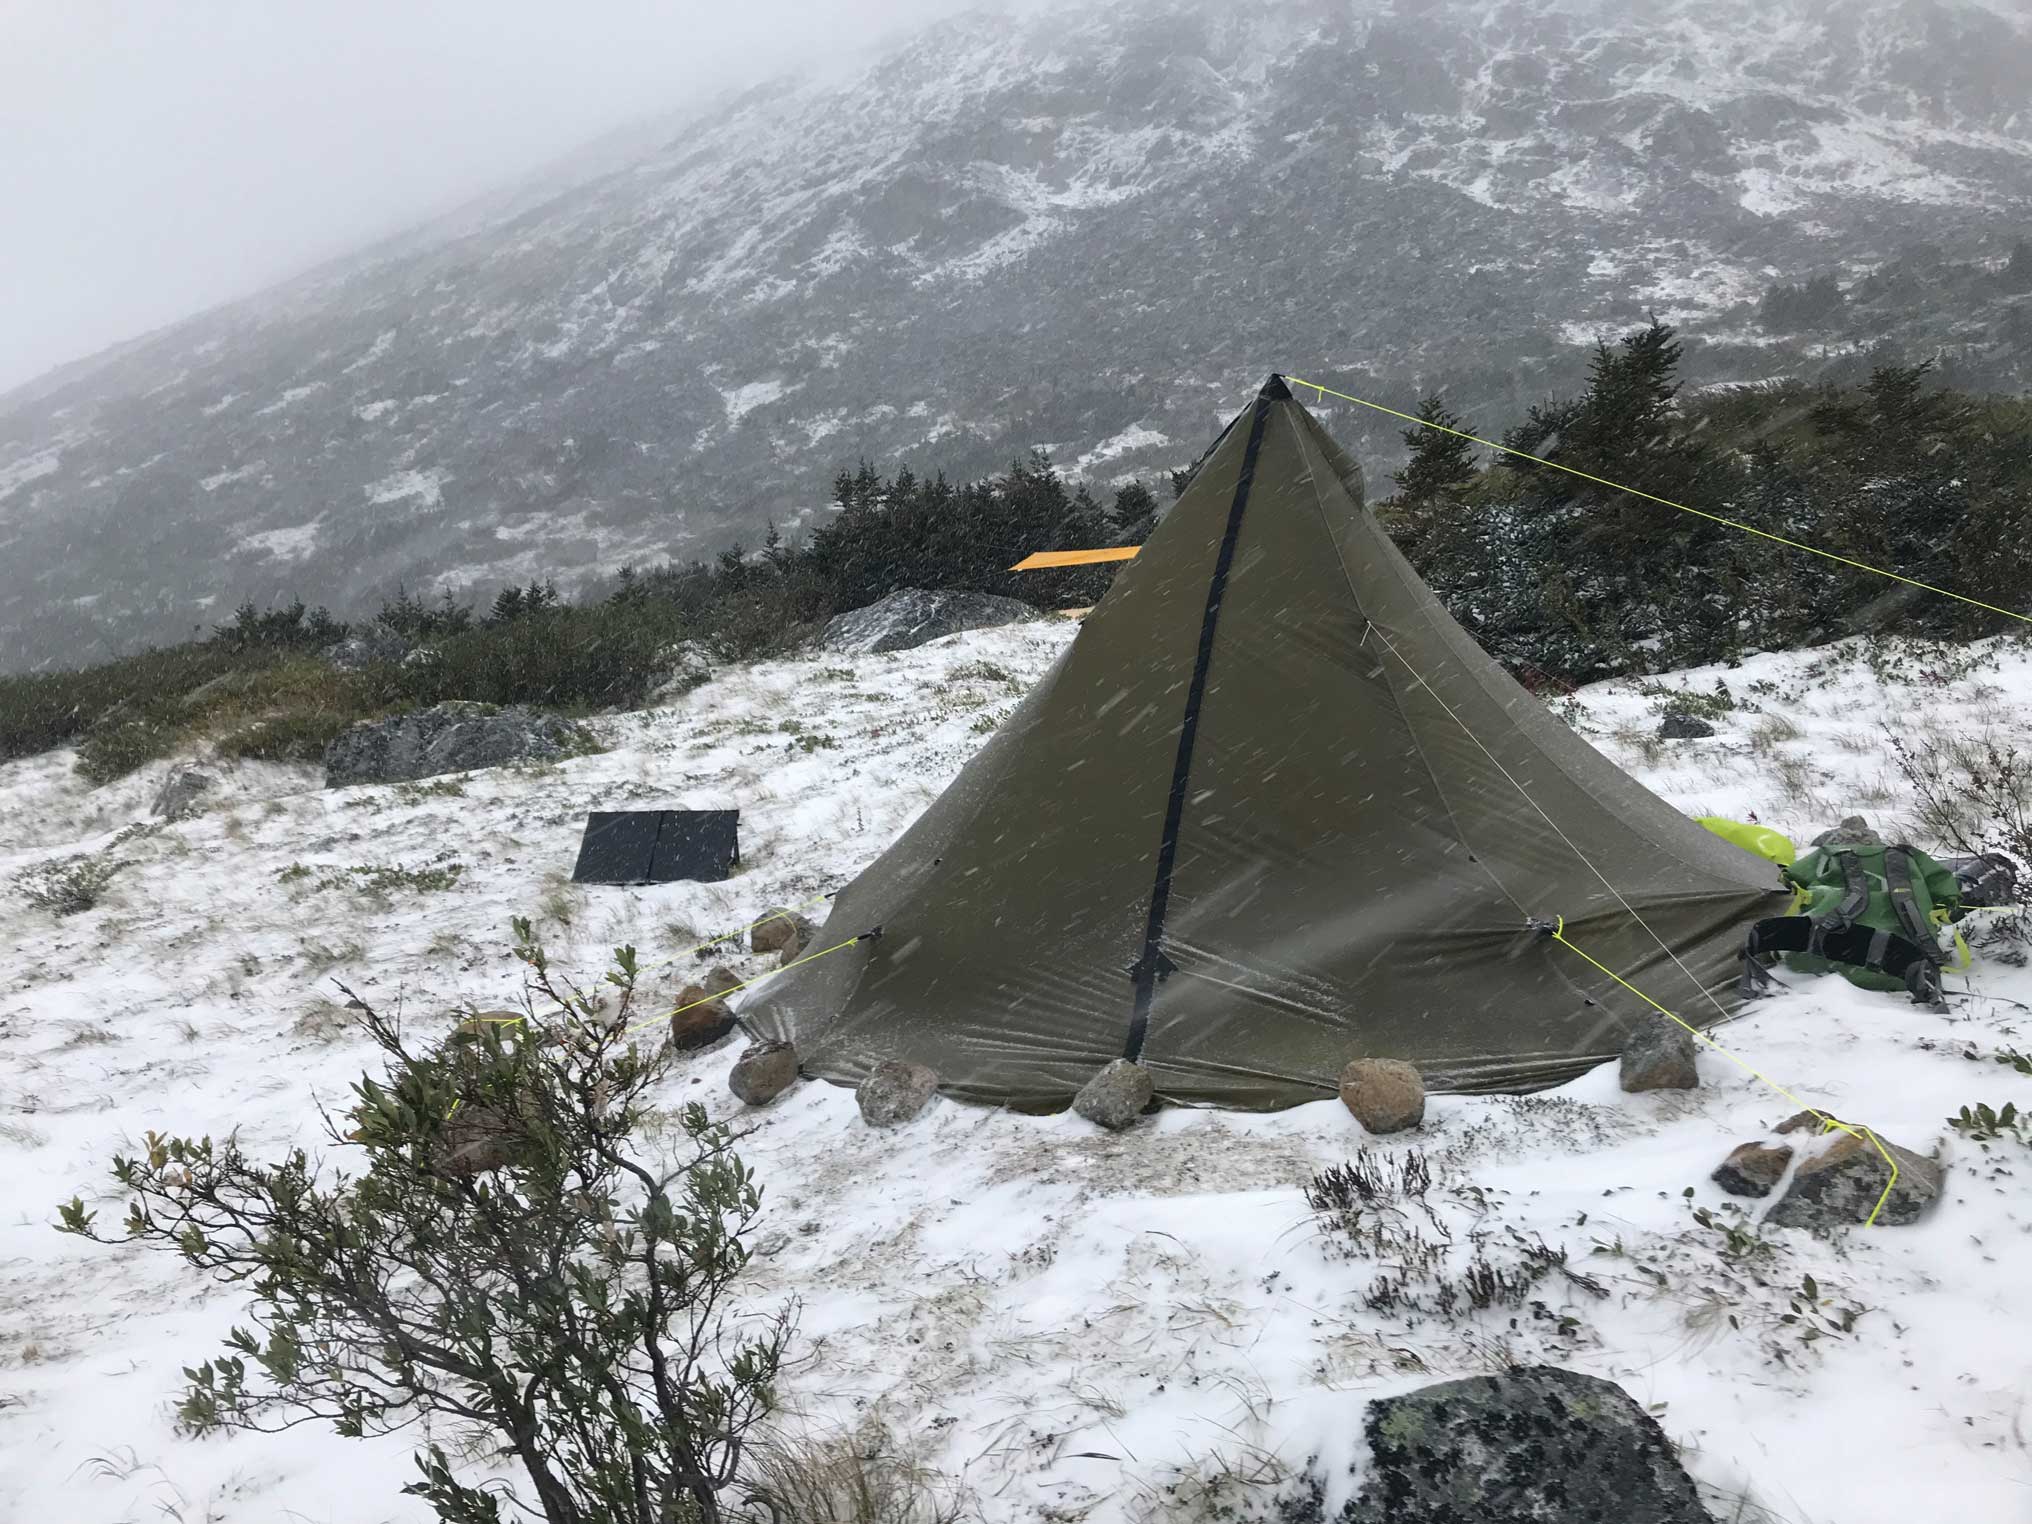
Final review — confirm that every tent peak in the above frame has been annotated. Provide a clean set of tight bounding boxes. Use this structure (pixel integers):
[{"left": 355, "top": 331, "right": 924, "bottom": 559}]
[{"left": 1259, "top": 373, "right": 1292, "bottom": 401}]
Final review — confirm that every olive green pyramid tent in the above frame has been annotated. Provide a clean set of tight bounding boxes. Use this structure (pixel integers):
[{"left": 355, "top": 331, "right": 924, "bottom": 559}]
[{"left": 747, "top": 377, "right": 1789, "bottom": 1110}]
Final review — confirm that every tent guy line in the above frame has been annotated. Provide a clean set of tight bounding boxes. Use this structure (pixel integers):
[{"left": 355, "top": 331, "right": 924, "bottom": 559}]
[
  {"left": 1282, "top": 372, "right": 2032, "bottom": 629},
  {"left": 1545, "top": 914, "right": 1901, "bottom": 1226},
  {"left": 1359, "top": 613, "right": 1902, "bottom": 1225}
]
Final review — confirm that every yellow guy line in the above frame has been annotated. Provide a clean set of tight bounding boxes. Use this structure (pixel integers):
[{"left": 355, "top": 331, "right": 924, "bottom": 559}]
[
  {"left": 639, "top": 893, "right": 835, "bottom": 981},
  {"left": 1547, "top": 915, "right": 1898, "bottom": 1226},
  {"left": 1357, "top": 620, "right": 1901, "bottom": 1225},
  {"left": 619, "top": 933, "right": 866, "bottom": 1041},
  {"left": 1285, "top": 373, "right": 2032, "bottom": 629}
]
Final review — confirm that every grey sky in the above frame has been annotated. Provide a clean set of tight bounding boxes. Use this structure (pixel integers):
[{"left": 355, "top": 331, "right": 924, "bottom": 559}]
[{"left": 0, "top": 0, "right": 983, "bottom": 395}]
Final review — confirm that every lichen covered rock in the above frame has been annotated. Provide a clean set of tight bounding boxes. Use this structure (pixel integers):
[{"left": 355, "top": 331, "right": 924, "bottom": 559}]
[
  {"left": 1767, "top": 1129, "right": 1943, "bottom": 1228},
  {"left": 1344, "top": 1365, "right": 1712, "bottom": 1524}
]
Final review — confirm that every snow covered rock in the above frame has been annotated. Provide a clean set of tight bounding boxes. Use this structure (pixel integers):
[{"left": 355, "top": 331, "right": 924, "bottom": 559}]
[
  {"left": 650, "top": 641, "right": 714, "bottom": 701},
  {"left": 322, "top": 701, "right": 592, "bottom": 788},
  {"left": 856, "top": 1059, "right": 940, "bottom": 1126},
  {"left": 668, "top": 986, "right": 738, "bottom": 1050},
  {"left": 1620, "top": 1018, "right": 1700, "bottom": 1092},
  {"left": 752, "top": 909, "right": 817, "bottom": 956},
  {"left": 1343, "top": 1365, "right": 1712, "bottom": 1524},
  {"left": 1657, "top": 711, "right": 1715, "bottom": 740},
  {"left": 1713, "top": 1140, "right": 1793, "bottom": 1197},
  {"left": 322, "top": 627, "right": 413, "bottom": 673},
  {"left": 1767, "top": 1128, "right": 1943, "bottom": 1229},
  {"left": 1072, "top": 1059, "right": 1153, "bottom": 1130},
  {"left": 819, "top": 588, "right": 1033, "bottom": 655},
  {"left": 1338, "top": 1058, "right": 1425, "bottom": 1134},
  {"left": 149, "top": 766, "right": 214, "bottom": 819},
  {"left": 729, "top": 1041, "right": 801, "bottom": 1107}
]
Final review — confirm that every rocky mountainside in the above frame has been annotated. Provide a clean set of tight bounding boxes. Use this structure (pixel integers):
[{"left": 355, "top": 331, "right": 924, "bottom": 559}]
[{"left": 4, "top": 0, "right": 2030, "bottom": 670}]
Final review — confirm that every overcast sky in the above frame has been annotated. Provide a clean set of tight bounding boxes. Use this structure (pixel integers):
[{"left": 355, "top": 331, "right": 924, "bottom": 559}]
[{"left": 0, "top": 0, "right": 986, "bottom": 394}]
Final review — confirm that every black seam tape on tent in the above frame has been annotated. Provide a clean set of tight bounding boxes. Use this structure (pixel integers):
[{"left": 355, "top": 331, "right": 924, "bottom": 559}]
[{"left": 1125, "top": 377, "right": 1283, "bottom": 1061}]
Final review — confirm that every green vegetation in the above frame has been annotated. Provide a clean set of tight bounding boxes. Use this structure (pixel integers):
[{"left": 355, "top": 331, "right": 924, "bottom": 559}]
[
  {"left": 1384, "top": 322, "right": 2032, "bottom": 681},
  {"left": 278, "top": 851, "right": 466, "bottom": 896},
  {"left": 56, "top": 931, "right": 791, "bottom": 1524},
  {"left": 9, "top": 323, "right": 2031, "bottom": 789}
]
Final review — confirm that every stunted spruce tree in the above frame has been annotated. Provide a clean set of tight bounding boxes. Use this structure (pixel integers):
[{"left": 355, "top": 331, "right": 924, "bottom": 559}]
[{"left": 58, "top": 924, "right": 791, "bottom": 1524}]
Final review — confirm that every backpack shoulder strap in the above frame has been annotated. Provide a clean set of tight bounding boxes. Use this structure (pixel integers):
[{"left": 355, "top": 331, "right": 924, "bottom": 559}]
[{"left": 1885, "top": 845, "right": 1945, "bottom": 965}]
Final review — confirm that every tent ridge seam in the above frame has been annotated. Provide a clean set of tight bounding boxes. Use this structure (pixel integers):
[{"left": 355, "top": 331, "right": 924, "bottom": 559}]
[{"left": 1125, "top": 389, "right": 1275, "bottom": 1061}]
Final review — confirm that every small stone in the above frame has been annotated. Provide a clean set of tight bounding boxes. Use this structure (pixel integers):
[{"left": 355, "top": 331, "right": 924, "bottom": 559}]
[
  {"left": 668, "top": 985, "right": 737, "bottom": 1050},
  {"left": 1072, "top": 1059, "right": 1154, "bottom": 1131},
  {"left": 1338, "top": 1058, "right": 1425, "bottom": 1134},
  {"left": 436, "top": 1106, "right": 519, "bottom": 1178},
  {"left": 1713, "top": 1140, "right": 1794, "bottom": 1198},
  {"left": 1657, "top": 711, "right": 1714, "bottom": 740},
  {"left": 752, "top": 910, "right": 816, "bottom": 956},
  {"left": 1619, "top": 1018, "right": 1699, "bottom": 1092},
  {"left": 729, "top": 1042, "right": 800, "bottom": 1106},
  {"left": 856, "top": 1059, "right": 940, "bottom": 1126},
  {"left": 1767, "top": 1128, "right": 1943, "bottom": 1229},
  {"left": 701, "top": 965, "right": 743, "bottom": 998},
  {"left": 1775, "top": 1108, "right": 1834, "bottom": 1135}
]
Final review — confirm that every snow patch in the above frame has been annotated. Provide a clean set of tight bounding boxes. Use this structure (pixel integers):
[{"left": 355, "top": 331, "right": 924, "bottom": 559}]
[
  {"left": 364, "top": 469, "right": 448, "bottom": 507},
  {"left": 722, "top": 380, "right": 792, "bottom": 424}
]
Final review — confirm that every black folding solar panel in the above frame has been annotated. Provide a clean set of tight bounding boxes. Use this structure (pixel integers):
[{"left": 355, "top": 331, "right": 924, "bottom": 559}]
[
  {"left": 571, "top": 810, "right": 739, "bottom": 885},
  {"left": 648, "top": 810, "right": 739, "bottom": 883}
]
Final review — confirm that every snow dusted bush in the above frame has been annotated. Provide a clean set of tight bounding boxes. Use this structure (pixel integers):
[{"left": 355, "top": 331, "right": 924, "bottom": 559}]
[{"left": 57, "top": 927, "right": 792, "bottom": 1524}]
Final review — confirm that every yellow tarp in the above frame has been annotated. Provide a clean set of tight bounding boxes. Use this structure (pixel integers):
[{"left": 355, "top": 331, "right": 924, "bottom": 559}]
[{"left": 1008, "top": 547, "right": 1143, "bottom": 571}]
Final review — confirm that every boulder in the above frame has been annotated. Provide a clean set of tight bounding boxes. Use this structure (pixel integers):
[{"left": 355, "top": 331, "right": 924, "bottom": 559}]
[
  {"left": 150, "top": 767, "right": 215, "bottom": 819},
  {"left": 1713, "top": 1140, "right": 1793, "bottom": 1198},
  {"left": 1343, "top": 1366, "right": 1711, "bottom": 1524},
  {"left": 701, "top": 965, "right": 744, "bottom": 998},
  {"left": 1656, "top": 711, "right": 1714, "bottom": 740},
  {"left": 819, "top": 588, "right": 1033, "bottom": 655},
  {"left": 650, "top": 641, "right": 714, "bottom": 701},
  {"left": 729, "top": 1042, "right": 801, "bottom": 1106},
  {"left": 856, "top": 1059, "right": 940, "bottom": 1126},
  {"left": 668, "top": 986, "right": 738, "bottom": 1050},
  {"left": 1338, "top": 1058, "right": 1425, "bottom": 1134},
  {"left": 1766, "top": 1128, "right": 1943, "bottom": 1229},
  {"left": 752, "top": 910, "right": 817, "bottom": 957},
  {"left": 323, "top": 702, "right": 594, "bottom": 788},
  {"left": 1619, "top": 1018, "right": 1699, "bottom": 1093},
  {"left": 322, "top": 627, "right": 413, "bottom": 673},
  {"left": 1072, "top": 1059, "right": 1154, "bottom": 1131}
]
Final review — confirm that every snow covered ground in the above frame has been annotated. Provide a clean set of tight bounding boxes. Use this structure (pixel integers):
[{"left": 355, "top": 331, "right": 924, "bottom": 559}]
[{"left": 3, "top": 621, "right": 2030, "bottom": 1524}]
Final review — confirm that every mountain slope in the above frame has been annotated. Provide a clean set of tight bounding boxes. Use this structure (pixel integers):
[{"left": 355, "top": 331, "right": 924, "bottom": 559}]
[{"left": 3, "top": 0, "right": 2030, "bottom": 670}]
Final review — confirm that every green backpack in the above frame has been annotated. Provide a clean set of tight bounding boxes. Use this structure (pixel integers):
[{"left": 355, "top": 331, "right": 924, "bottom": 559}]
[{"left": 1781, "top": 841, "right": 1960, "bottom": 991}]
